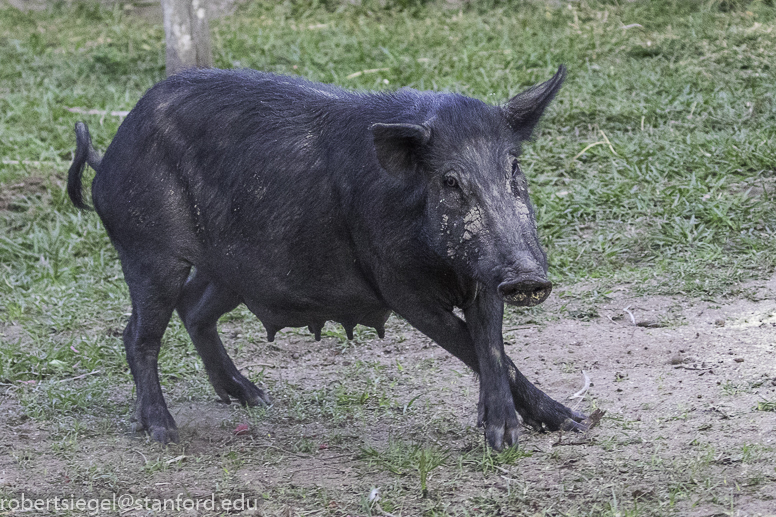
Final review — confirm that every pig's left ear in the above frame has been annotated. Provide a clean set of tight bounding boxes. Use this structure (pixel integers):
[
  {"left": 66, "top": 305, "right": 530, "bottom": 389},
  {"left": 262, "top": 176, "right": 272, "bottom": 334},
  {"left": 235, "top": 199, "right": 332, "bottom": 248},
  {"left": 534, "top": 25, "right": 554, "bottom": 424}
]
[
  {"left": 371, "top": 123, "right": 431, "bottom": 177},
  {"left": 504, "top": 65, "right": 566, "bottom": 141}
]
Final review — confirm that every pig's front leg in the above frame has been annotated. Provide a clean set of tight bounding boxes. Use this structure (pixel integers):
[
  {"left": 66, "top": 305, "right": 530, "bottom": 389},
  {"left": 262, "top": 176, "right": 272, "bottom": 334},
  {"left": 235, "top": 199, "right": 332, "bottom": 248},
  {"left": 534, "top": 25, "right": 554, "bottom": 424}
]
[
  {"left": 462, "top": 294, "right": 588, "bottom": 433},
  {"left": 390, "top": 295, "right": 519, "bottom": 450},
  {"left": 462, "top": 290, "right": 521, "bottom": 450},
  {"left": 505, "top": 356, "right": 588, "bottom": 432}
]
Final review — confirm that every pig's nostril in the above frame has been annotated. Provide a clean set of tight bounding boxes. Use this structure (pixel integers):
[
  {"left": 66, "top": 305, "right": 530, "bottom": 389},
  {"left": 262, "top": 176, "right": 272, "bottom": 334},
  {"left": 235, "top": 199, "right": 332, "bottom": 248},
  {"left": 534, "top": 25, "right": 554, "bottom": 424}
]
[
  {"left": 500, "top": 284, "right": 520, "bottom": 297},
  {"left": 498, "top": 278, "right": 552, "bottom": 307}
]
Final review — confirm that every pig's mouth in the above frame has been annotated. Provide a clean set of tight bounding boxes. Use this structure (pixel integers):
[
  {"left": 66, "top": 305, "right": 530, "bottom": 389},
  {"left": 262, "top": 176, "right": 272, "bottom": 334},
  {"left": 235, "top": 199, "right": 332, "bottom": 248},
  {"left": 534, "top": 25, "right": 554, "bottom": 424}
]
[{"left": 497, "top": 277, "right": 552, "bottom": 307}]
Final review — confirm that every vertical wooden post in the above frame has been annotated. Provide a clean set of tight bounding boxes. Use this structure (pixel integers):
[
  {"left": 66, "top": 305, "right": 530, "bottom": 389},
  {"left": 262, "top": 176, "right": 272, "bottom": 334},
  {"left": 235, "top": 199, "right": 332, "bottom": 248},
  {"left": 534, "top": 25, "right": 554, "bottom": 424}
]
[{"left": 161, "top": 0, "right": 213, "bottom": 77}]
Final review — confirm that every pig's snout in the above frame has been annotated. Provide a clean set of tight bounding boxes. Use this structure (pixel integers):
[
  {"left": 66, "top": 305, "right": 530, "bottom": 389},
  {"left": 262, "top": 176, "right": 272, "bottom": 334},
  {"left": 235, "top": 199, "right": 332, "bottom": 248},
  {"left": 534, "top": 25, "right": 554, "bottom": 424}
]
[{"left": 498, "top": 276, "right": 552, "bottom": 307}]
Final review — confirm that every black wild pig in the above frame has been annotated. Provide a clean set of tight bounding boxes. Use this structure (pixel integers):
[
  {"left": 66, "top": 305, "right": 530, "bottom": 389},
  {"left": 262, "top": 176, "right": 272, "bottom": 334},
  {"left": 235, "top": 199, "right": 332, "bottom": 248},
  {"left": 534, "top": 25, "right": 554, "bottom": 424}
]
[{"left": 67, "top": 67, "right": 587, "bottom": 450}]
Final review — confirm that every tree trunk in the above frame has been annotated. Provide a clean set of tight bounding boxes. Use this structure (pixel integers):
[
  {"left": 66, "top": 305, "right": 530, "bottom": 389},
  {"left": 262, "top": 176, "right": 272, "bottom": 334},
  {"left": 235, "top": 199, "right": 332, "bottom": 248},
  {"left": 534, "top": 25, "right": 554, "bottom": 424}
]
[{"left": 161, "top": 0, "right": 213, "bottom": 77}]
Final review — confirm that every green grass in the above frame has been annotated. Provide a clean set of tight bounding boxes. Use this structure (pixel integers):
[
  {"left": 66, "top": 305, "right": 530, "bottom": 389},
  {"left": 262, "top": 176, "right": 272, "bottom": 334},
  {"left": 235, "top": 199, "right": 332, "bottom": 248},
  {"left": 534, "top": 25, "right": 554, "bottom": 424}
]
[
  {"left": 360, "top": 441, "right": 451, "bottom": 497},
  {"left": 2, "top": 0, "right": 771, "bottom": 384},
  {"left": 1, "top": 0, "right": 776, "bottom": 514},
  {"left": 1, "top": 2, "right": 774, "bottom": 328}
]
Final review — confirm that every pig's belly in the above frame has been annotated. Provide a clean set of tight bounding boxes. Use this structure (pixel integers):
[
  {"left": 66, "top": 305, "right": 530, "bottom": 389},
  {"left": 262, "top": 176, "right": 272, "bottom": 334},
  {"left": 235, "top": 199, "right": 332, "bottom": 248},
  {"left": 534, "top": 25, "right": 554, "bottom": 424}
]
[
  {"left": 203, "top": 258, "right": 392, "bottom": 341},
  {"left": 242, "top": 295, "right": 392, "bottom": 342}
]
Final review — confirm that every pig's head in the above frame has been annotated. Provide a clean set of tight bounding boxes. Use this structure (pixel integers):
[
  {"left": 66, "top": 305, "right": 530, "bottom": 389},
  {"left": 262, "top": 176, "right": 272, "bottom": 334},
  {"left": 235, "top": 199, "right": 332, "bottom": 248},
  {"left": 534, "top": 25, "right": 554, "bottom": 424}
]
[{"left": 371, "top": 67, "right": 566, "bottom": 307}]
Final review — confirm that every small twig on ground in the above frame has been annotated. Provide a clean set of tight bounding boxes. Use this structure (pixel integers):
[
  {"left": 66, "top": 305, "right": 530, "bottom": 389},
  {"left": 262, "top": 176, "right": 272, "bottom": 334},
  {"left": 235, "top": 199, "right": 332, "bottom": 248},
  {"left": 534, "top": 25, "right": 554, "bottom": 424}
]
[
  {"left": 238, "top": 362, "right": 276, "bottom": 369},
  {"left": 571, "top": 130, "right": 618, "bottom": 163},
  {"left": 712, "top": 406, "right": 730, "bottom": 419},
  {"left": 673, "top": 365, "right": 712, "bottom": 371},
  {"left": 552, "top": 439, "right": 593, "bottom": 447},
  {"left": 571, "top": 140, "right": 607, "bottom": 162},
  {"left": 552, "top": 408, "right": 605, "bottom": 447},
  {"left": 583, "top": 408, "right": 606, "bottom": 430},
  {"left": 288, "top": 464, "right": 351, "bottom": 478},
  {"left": 622, "top": 305, "right": 636, "bottom": 325},
  {"left": 621, "top": 23, "right": 644, "bottom": 30},
  {"left": 503, "top": 325, "right": 535, "bottom": 332},
  {"left": 165, "top": 455, "right": 186, "bottom": 465},
  {"left": 345, "top": 68, "right": 390, "bottom": 79},
  {"left": 132, "top": 449, "right": 149, "bottom": 465},
  {"left": 599, "top": 130, "right": 618, "bottom": 156},
  {"left": 568, "top": 370, "right": 591, "bottom": 401},
  {"left": 55, "top": 370, "right": 101, "bottom": 383},
  {"left": 66, "top": 107, "right": 130, "bottom": 117},
  {"left": 2, "top": 159, "right": 61, "bottom": 166}
]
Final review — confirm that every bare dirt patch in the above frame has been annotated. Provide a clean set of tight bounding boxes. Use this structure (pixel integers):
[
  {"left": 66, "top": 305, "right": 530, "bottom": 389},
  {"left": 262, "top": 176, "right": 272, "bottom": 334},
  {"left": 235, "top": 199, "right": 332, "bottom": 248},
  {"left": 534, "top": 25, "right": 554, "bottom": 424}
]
[
  {"left": 2, "top": 285, "right": 776, "bottom": 516},
  {"left": 0, "top": 175, "right": 48, "bottom": 212}
]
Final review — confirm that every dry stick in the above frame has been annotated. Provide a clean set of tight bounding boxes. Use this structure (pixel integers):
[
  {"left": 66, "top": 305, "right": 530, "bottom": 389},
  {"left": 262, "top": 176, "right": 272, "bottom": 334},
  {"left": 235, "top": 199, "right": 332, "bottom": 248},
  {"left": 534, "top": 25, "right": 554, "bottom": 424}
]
[
  {"left": 55, "top": 370, "right": 101, "bottom": 383},
  {"left": 674, "top": 365, "right": 712, "bottom": 371},
  {"left": 66, "top": 106, "right": 130, "bottom": 126},
  {"left": 559, "top": 408, "right": 606, "bottom": 444},
  {"left": 238, "top": 362, "right": 276, "bottom": 369},
  {"left": 503, "top": 325, "right": 535, "bottom": 332},
  {"left": 571, "top": 130, "right": 618, "bottom": 163},
  {"left": 2, "top": 159, "right": 61, "bottom": 166},
  {"left": 552, "top": 439, "right": 593, "bottom": 447},
  {"left": 345, "top": 67, "right": 390, "bottom": 79},
  {"left": 288, "top": 464, "right": 350, "bottom": 477},
  {"left": 583, "top": 408, "right": 606, "bottom": 430},
  {"left": 132, "top": 449, "right": 149, "bottom": 465},
  {"left": 571, "top": 140, "right": 607, "bottom": 162},
  {"left": 66, "top": 107, "right": 130, "bottom": 117},
  {"left": 599, "top": 130, "right": 618, "bottom": 156},
  {"left": 165, "top": 455, "right": 186, "bottom": 464},
  {"left": 622, "top": 305, "right": 636, "bottom": 325},
  {"left": 568, "top": 370, "right": 591, "bottom": 401}
]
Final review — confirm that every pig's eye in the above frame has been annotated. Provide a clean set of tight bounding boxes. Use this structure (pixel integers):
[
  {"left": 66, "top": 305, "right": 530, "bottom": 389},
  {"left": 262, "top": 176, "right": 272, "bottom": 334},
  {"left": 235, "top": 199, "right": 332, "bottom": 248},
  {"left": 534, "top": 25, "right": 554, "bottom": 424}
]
[
  {"left": 444, "top": 175, "right": 459, "bottom": 189},
  {"left": 510, "top": 159, "right": 520, "bottom": 176}
]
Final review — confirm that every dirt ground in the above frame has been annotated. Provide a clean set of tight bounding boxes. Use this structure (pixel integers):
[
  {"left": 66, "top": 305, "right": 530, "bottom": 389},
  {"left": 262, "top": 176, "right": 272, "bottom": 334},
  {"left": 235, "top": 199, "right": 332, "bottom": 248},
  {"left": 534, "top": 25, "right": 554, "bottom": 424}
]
[{"left": 1, "top": 275, "right": 775, "bottom": 516}]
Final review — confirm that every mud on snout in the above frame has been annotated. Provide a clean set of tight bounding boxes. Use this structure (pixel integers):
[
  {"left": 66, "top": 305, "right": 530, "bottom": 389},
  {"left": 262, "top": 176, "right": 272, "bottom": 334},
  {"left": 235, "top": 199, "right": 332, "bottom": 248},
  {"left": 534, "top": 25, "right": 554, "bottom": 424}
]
[{"left": 497, "top": 276, "right": 552, "bottom": 307}]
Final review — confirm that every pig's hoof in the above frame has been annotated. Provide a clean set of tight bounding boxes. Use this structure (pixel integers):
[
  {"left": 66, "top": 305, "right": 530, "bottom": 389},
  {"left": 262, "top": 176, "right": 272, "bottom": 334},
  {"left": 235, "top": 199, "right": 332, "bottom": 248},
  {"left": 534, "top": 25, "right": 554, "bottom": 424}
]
[
  {"left": 131, "top": 404, "right": 179, "bottom": 444},
  {"left": 238, "top": 384, "right": 272, "bottom": 407},
  {"left": 150, "top": 425, "right": 180, "bottom": 444},
  {"left": 518, "top": 401, "right": 587, "bottom": 433},
  {"left": 212, "top": 374, "right": 272, "bottom": 407},
  {"left": 484, "top": 423, "right": 520, "bottom": 452},
  {"left": 560, "top": 414, "right": 589, "bottom": 432},
  {"left": 478, "top": 400, "right": 521, "bottom": 451}
]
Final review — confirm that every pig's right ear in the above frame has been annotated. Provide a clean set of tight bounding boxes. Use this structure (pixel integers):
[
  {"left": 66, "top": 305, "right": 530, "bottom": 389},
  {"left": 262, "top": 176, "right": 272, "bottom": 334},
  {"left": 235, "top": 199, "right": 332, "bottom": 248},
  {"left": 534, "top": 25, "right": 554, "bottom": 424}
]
[
  {"left": 371, "top": 123, "right": 431, "bottom": 177},
  {"left": 505, "top": 65, "right": 566, "bottom": 141}
]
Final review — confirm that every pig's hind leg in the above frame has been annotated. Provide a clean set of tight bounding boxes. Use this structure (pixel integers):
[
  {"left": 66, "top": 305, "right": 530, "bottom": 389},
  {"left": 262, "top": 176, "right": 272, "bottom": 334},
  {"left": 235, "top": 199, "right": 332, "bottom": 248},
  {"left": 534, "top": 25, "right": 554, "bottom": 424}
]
[
  {"left": 118, "top": 255, "right": 191, "bottom": 444},
  {"left": 176, "top": 270, "right": 272, "bottom": 407}
]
